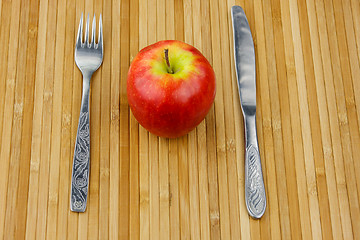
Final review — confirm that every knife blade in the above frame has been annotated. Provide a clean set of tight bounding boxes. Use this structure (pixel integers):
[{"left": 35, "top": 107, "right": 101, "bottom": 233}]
[{"left": 231, "top": 5, "right": 266, "bottom": 219}]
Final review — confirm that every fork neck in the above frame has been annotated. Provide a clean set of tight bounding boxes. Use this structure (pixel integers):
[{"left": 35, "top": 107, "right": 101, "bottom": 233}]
[
  {"left": 82, "top": 77, "right": 90, "bottom": 92},
  {"left": 82, "top": 75, "right": 91, "bottom": 92},
  {"left": 81, "top": 74, "right": 91, "bottom": 100},
  {"left": 80, "top": 75, "right": 91, "bottom": 114},
  {"left": 82, "top": 73, "right": 92, "bottom": 83}
]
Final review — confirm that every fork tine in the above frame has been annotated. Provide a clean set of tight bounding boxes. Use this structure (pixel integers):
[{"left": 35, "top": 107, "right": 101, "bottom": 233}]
[
  {"left": 84, "top": 14, "right": 90, "bottom": 46},
  {"left": 76, "top": 13, "right": 83, "bottom": 46},
  {"left": 98, "top": 14, "right": 103, "bottom": 49},
  {"left": 91, "top": 14, "right": 96, "bottom": 47}
]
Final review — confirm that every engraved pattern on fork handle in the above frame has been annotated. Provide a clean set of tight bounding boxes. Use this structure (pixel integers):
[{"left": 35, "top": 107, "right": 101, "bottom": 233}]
[
  {"left": 71, "top": 78, "right": 91, "bottom": 212},
  {"left": 244, "top": 114, "right": 266, "bottom": 218}
]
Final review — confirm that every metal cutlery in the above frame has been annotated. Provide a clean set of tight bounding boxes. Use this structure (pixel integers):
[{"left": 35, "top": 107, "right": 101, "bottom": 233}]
[
  {"left": 231, "top": 5, "right": 266, "bottom": 219},
  {"left": 70, "top": 13, "right": 103, "bottom": 212}
]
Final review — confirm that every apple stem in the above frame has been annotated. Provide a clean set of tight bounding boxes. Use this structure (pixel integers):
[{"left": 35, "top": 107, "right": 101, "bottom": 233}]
[{"left": 164, "top": 49, "right": 174, "bottom": 74}]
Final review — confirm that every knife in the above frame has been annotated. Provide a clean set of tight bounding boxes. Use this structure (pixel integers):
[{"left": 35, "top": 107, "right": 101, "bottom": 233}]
[{"left": 231, "top": 5, "right": 266, "bottom": 219}]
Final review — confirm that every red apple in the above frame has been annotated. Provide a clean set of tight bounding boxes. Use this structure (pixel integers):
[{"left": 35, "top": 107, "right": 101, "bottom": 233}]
[{"left": 127, "top": 40, "right": 216, "bottom": 138}]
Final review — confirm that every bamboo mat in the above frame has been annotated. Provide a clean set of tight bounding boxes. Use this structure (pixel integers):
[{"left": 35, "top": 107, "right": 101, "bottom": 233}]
[{"left": 0, "top": 0, "right": 359, "bottom": 239}]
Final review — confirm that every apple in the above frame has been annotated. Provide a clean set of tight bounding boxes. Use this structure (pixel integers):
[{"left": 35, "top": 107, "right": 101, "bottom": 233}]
[{"left": 127, "top": 40, "right": 216, "bottom": 138}]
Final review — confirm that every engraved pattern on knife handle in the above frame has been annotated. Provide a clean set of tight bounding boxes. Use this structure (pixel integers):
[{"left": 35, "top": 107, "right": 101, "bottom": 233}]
[
  {"left": 71, "top": 111, "right": 90, "bottom": 212},
  {"left": 245, "top": 144, "right": 266, "bottom": 218}
]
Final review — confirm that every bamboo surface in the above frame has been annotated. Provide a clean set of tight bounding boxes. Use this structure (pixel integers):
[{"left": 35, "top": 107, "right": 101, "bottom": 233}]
[{"left": 0, "top": 0, "right": 359, "bottom": 239}]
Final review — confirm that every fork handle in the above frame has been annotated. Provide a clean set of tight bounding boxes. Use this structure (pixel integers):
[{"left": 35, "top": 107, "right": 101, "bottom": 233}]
[
  {"left": 244, "top": 114, "right": 266, "bottom": 218},
  {"left": 70, "top": 77, "right": 91, "bottom": 212}
]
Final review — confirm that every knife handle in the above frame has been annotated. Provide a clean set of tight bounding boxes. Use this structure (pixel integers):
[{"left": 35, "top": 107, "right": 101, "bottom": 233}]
[{"left": 244, "top": 114, "right": 266, "bottom": 218}]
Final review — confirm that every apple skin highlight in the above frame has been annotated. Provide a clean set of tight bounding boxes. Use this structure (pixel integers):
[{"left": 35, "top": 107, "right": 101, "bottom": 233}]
[{"left": 127, "top": 40, "right": 216, "bottom": 138}]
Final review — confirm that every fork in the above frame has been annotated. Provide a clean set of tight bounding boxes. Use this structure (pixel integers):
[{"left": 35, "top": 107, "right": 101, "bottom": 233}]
[{"left": 70, "top": 13, "right": 103, "bottom": 212}]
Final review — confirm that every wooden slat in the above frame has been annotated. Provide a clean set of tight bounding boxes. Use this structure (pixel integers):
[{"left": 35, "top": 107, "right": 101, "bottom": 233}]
[
  {"left": 35, "top": 0, "right": 57, "bottom": 238},
  {"left": 262, "top": 0, "right": 293, "bottom": 239},
  {"left": 178, "top": 136, "right": 191, "bottom": 239},
  {"left": 323, "top": 0, "right": 360, "bottom": 238},
  {"left": 289, "top": 0, "right": 323, "bottom": 239},
  {"left": 0, "top": 0, "right": 21, "bottom": 238},
  {"left": 209, "top": 0, "right": 231, "bottom": 239},
  {"left": 149, "top": 132, "right": 160, "bottom": 240},
  {"left": 306, "top": 0, "right": 345, "bottom": 239},
  {"left": 219, "top": 0, "right": 241, "bottom": 239},
  {"left": 57, "top": 0, "right": 75, "bottom": 239},
  {"left": 298, "top": 0, "right": 335, "bottom": 238},
  {"left": 343, "top": 0, "right": 360, "bottom": 130},
  {"left": 3, "top": 0, "right": 29, "bottom": 239},
  {"left": 328, "top": 0, "right": 360, "bottom": 238},
  {"left": 333, "top": 0, "right": 360, "bottom": 207},
  {"left": 0, "top": 0, "right": 11, "bottom": 157},
  {"left": 99, "top": 0, "right": 111, "bottom": 238},
  {"left": 110, "top": 0, "right": 120, "bottom": 238},
  {"left": 351, "top": 0, "right": 360, "bottom": 64},
  {"left": 193, "top": 1, "right": 211, "bottom": 240},
  {"left": 24, "top": 0, "right": 48, "bottom": 238},
  {"left": 45, "top": 0, "right": 66, "bottom": 238},
  {"left": 1, "top": 0, "right": 360, "bottom": 239},
  {"left": 169, "top": 139, "right": 180, "bottom": 240},
  {"left": 314, "top": 0, "right": 354, "bottom": 239},
  {"left": 14, "top": 0, "right": 39, "bottom": 238},
  {"left": 343, "top": 0, "right": 360, "bottom": 209},
  {"left": 119, "top": 0, "right": 131, "bottom": 237},
  {"left": 0, "top": 0, "right": 2, "bottom": 29},
  {"left": 201, "top": 1, "right": 221, "bottom": 239},
  {"left": 273, "top": 0, "right": 304, "bottom": 236},
  {"left": 280, "top": 0, "right": 313, "bottom": 239}
]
